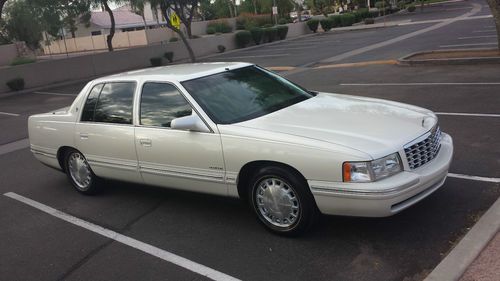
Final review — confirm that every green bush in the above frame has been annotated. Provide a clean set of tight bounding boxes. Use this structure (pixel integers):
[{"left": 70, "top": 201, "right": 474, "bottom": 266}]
[
  {"left": 10, "top": 57, "right": 36, "bottom": 66},
  {"left": 356, "top": 8, "right": 370, "bottom": 21},
  {"left": 369, "top": 10, "right": 380, "bottom": 18},
  {"left": 250, "top": 27, "right": 264, "bottom": 45},
  {"left": 340, "top": 14, "right": 356, "bottom": 27},
  {"left": 164, "top": 52, "right": 174, "bottom": 63},
  {"left": 235, "top": 30, "right": 252, "bottom": 48},
  {"left": 276, "top": 25, "right": 288, "bottom": 40},
  {"left": 374, "top": 1, "right": 388, "bottom": 9},
  {"left": 278, "top": 18, "right": 288, "bottom": 25},
  {"left": 150, "top": 57, "right": 162, "bottom": 66},
  {"left": 263, "top": 27, "right": 278, "bottom": 42},
  {"left": 206, "top": 27, "right": 216, "bottom": 34},
  {"left": 320, "top": 18, "right": 334, "bottom": 31},
  {"left": 237, "top": 13, "right": 273, "bottom": 30},
  {"left": 329, "top": 15, "right": 342, "bottom": 27},
  {"left": 217, "top": 45, "right": 226, "bottom": 53},
  {"left": 397, "top": 1, "right": 406, "bottom": 9},
  {"left": 169, "top": 37, "right": 179, "bottom": 42},
  {"left": 207, "top": 19, "right": 233, "bottom": 33},
  {"left": 364, "top": 18, "right": 375, "bottom": 24},
  {"left": 407, "top": 5, "right": 416, "bottom": 12},
  {"left": 306, "top": 19, "right": 320, "bottom": 33},
  {"left": 6, "top": 78, "right": 25, "bottom": 91},
  {"left": 262, "top": 23, "right": 274, "bottom": 28}
]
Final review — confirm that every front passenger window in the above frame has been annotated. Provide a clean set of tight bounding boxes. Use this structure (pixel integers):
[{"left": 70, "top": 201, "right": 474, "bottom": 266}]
[{"left": 140, "top": 83, "right": 192, "bottom": 127}]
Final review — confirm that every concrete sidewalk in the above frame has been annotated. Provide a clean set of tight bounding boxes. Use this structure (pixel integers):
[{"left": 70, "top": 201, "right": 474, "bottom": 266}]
[{"left": 425, "top": 195, "right": 500, "bottom": 281}]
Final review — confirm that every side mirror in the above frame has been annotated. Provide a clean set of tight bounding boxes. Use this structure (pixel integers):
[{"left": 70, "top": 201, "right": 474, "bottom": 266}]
[{"left": 171, "top": 113, "right": 211, "bottom": 133}]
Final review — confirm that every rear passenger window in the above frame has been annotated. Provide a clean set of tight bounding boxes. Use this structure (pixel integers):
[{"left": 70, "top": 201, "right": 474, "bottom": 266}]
[
  {"left": 81, "top": 84, "right": 104, "bottom": 122},
  {"left": 93, "top": 82, "right": 135, "bottom": 124},
  {"left": 140, "top": 83, "right": 192, "bottom": 127}
]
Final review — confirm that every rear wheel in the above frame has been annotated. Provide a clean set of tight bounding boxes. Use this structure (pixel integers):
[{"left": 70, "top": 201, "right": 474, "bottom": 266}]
[
  {"left": 64, "top": 149, "right": 101, "bottom": 195},
  {"left": 249, "top": 166, "right": 317, "bottom": 236}
]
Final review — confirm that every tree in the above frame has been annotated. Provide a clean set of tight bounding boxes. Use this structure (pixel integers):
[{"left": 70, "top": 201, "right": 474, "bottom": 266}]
[
  {"left": 0, "top": 0, "right": 7, "bottom": 20},
  {"left": 486, "top": 0, "right": 500, "bottom": 50},
  {"left": 130, "top": 0, "right": 149, "bottom": 28},
  {"left": 3, "top": 0, "right": 44, "bottom": 49}
]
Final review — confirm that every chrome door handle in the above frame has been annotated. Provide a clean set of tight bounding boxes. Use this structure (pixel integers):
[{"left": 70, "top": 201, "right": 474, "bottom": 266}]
[
  {"left": 139, "top": 139, "right": 152, "bottom": 147},
  {"left": 80, "top": 133, "right": 89, "bottom": 139}
]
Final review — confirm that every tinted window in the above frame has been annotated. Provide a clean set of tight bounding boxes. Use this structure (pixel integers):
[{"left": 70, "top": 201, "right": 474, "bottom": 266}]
[
  {"left": 81, "top": 84, "right": 104, "bottom": 122},
  {"left": 140, "top": 83, "right": 192, "bottom": 127},
  {"left": 182, "top": 66, "right": 313, "bottom": 124},
  {"left": 93, "top": 82, "right": 135, "bottom": 124}
]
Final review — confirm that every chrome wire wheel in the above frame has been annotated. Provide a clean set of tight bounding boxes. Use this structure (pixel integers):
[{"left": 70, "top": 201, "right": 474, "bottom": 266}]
[
  {"left": 67, "top": 152, "right": 92, "bottom": 191},
  {"left": 255, "top": 177, "right": 301, "bottom": 228}
]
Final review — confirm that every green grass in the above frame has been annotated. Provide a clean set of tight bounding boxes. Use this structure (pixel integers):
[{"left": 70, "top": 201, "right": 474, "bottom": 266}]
[{"left": 10, "top": 57, "right": 36, "bottom": 66}]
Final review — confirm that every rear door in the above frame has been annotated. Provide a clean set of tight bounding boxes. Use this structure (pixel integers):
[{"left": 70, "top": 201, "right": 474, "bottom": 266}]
[{"left": 75, "top": 81, "right": 141, "bottom": 183}]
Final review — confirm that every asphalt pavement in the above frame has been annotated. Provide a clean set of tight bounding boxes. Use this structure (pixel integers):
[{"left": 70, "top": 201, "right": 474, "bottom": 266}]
[{"left": 0, "top": 0, "right": 499, "bottom": 280}]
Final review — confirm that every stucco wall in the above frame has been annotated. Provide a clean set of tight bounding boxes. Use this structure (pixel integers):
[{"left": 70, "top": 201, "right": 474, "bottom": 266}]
[{"left": 0, "top": 44, "right": 19, "bottom": 66}]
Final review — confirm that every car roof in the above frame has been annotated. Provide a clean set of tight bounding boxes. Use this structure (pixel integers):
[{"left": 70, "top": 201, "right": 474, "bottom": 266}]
[{"left": 96, "top": 62, "right": 253, "bottom": 83}]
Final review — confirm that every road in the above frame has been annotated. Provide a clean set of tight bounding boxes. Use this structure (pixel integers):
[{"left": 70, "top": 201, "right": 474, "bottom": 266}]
[{"left": 0, "top": 0, "right": 499, "bottom": 280}]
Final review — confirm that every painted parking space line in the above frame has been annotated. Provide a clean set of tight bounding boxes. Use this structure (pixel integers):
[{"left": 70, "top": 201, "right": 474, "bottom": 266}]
[
  {"left": 0, "top": 111, "right": 20, "bottom": 117},
  {"left": 219, "top": 54, "right": 290, "bottom": 59},
  {"left": 473, "top": 30, "right": 496, "bottom": 33},
  {"left": 436, "top": 112, "right": 500, "bottom": 118},
  {"left": 458, "top": 35, "right": 497, "bottom": 39},
  {"left": 447, "top": 173, "right": 500, "bottom": 183},
  {"left": 315, "top": 60, "right": 398, "bottom": 69},
  {"left": 439, "top": 42, "right": 497, "bottom": 48},
  {"left": 0, "top": 139, "right": 29, "bottom": 156},
  {"left": 33, "top": 91, "right": 77, "bottom": 96},
  {"left": 247, "top": 47, "right": 312, "bottom": 52},
  {"left": 340, "top": 82, "right": 500, "bottom": 86},
  {"left": 3, "top": 192, "right": 241, "bottom": 281}
]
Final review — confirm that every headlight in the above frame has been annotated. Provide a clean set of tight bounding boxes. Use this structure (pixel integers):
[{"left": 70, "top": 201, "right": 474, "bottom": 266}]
[{"left": 343, "top": 153, "right": 402, "bottom": 182}]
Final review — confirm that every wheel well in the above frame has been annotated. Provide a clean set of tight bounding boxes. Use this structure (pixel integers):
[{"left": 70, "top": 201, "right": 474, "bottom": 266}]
[
  {"left": 236, "top": 160, "right": 308, "bottom": 200},
  {"left": 57, "top": 146, "right": 74, "bottom": 173}
]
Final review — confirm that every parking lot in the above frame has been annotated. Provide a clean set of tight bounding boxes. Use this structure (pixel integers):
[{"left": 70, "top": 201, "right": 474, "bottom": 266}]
[{"left": 1, "top": 0, "right": 499, "bottom": 280}]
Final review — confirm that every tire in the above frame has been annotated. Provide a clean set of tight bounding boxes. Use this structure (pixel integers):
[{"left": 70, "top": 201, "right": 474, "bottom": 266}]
[
  {"left": 64, "top": 149, "right": 101, "bottom": 195},
  {"left": 248, "top": 166, "right": 318, "bottom": 236}
]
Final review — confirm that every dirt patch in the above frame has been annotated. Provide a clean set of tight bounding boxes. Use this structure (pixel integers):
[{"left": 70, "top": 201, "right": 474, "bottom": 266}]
[{"left": 410, "top": 49, "right": 500, "bottom": 60}]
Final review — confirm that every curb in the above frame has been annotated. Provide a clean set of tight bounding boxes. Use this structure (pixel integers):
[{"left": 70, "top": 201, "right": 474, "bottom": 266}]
[
  {"left": 398, "top": 49, "right": 500, "bottom": 66},
  {"left": 424, "top": 195, "right": 500, "bottom": 281}
]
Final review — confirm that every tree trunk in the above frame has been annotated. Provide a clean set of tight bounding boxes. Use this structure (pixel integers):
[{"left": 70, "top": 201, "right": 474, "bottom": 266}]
[
  {"left": 177, "top": 30, "right": 195, "bottom": 62},
  {"left": 252, "top": 0, "right": 257, "bottom": 14},
  {"left": 486, "top": 0, "right": 500, "bottom": 51},
  {"left": 160, "top": 4, "right": 196, "bottom": 62},
  {"left": 103, "top": 1, "right": 115, "bottom": 52}
]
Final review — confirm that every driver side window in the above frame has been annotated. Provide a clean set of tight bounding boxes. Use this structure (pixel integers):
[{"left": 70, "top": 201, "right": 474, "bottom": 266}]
[{"left": 140, "top": 82, "right": 192, "bottom": 127}]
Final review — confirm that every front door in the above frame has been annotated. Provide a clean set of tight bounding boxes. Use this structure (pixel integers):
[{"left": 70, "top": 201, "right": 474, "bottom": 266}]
[{"left": 134, "top": 82, "right": 227, "bottom": 195}]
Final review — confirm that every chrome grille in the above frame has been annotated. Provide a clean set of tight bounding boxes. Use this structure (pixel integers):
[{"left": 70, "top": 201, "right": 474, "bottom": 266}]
[{"left": 404, "top": 127, "right": 442, "bottom": 170}]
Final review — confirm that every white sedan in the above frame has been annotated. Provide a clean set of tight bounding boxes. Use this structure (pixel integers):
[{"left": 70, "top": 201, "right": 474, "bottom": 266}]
[{"left": 29, "top": 62, "right": 453, "bottom": 235}]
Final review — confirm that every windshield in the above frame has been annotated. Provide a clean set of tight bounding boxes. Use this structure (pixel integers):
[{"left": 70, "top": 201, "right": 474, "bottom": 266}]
[{"left": 181, "top": 66, "right": 314, "bottom": 124}]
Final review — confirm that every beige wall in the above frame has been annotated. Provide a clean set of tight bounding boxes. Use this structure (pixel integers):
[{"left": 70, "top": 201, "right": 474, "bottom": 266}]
[{"left": 0, "top": 44, "right": 19, "bottom": 66}]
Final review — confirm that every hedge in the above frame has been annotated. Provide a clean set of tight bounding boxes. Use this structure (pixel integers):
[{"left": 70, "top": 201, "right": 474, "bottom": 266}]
[
  {"left": 340, "top": 14, "right": 356, "bottom": 27},
  {"left": 307, "top": 19, "right": 320, "bottom": 33},
  {"left": 250, "top": 27, "right": 264, "bottom": 45},
  {"left": 277, "top": 25, "right": 289, "bottom": 40},
  {"left": 207, "top": 19, "right": 232, "bottom": 34},
  {"left": 235, "top": 30, "right": 252, "bottom": 48},
  {"left": 263, "top": 27, "right": 278, "bottom": 42},
  {"left": 6, "top": 78, "right": 25, "bottom": 91}
]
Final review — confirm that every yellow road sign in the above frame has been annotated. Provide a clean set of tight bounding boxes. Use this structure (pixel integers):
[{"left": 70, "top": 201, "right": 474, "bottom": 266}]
[{"left": 170, "top": 12, "right": 180, "bottom": 30}]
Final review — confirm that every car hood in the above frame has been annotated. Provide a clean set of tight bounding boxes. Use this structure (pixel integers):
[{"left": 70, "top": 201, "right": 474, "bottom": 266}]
[{"left": 232, "top": 93, "right": 438, "bottom": 159}]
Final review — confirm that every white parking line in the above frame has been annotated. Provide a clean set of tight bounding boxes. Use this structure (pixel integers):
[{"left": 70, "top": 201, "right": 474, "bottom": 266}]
[
  {"left": 439, "top": 42, "right": 497, "bottom": 48},
  {"left": 0, "top": 139, "right": 29, "bottom": 156},
  {"left": 249, "top": 47, "right": 311, "bottom": 52},
  {"left": 458, "top": 35, "right": 497, "bottom": 39},
  {"left": 436, "top": 112, "right": 500, "bottom": 118},
  {"left": 3, "top": 192, "right": 240, "bottom": 281},
  {"left": 447, "top": 173, "right": 500, "bottom": 183},
  {"left": 220, "top": 54, "right": 290, "bottom": 59},
  {"left": 33, "top": 91, "right": 77, "bottom": 96},
  {"left": 472, "top": 30, "right": 496, "bottom": 33},
  {"left": 340, "top": 82, "right": 500, "bottom": 86},
  {"left": 0, "top": 111, "right": 20, "bottom": 117}
]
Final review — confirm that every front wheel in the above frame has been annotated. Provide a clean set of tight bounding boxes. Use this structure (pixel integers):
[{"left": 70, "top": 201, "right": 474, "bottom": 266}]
[
  {"left": 64, "top": 149, "right": 101, "bottom": 195},
  {"left": 249, "top": 166, "right": 318, "bottom": 236}
]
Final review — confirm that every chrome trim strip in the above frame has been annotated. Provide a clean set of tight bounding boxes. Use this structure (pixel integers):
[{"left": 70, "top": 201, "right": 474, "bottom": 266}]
[
  {"left": 88, "top": 160, "right": 138, "bottom": 171},
  {"left": 310, "top": 178, "right": 419, "bottom": 196},
  {"left": 140, "top": 167, "right": 224, "bottom": 183},
  {"left": 31, "top": 149, "right": 57, "bottom": 159},
  {"left": 139, "top": 162, "right": 224, "bottom": 183}
]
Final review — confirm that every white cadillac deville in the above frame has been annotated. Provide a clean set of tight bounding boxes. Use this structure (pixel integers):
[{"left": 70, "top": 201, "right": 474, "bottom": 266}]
[{"left": 29, "top": 62, "right": 453, "bottom": 235}]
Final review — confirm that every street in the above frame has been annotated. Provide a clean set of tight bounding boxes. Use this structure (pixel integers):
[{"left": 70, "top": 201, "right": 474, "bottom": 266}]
[{"left": 0, "top": 0, "right": 499, "bottom": 280}]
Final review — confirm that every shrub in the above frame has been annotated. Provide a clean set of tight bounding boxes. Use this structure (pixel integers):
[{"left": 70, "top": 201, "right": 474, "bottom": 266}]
[
  {"left": 237, "top": 13, "right": 273, "bottom": 29},
  {"left": 369, "top": 10, "right": 380, "bottom": 18},
  {"left": 207, "top": 19, "right": 233, "bottom": 33},
  {"left": 10, "top": 57, "right": 36, "bottom": 66},
  {"left": 169, "top": 37, "right": 179, "bottom": 42},
  {"left": 235, "top": 30, "right": 252, "bottom": 48},
  {"left": 164, "top": 52, "right": 174, "bottom": 63},
  {"left": 217, "top": 45, "right": 226, "bottom": 53},
  {"left": 262, "top": 23, "right": 274, "bottom": 28},
  {"left": 374, "top": 1, "right": 388, "bottom": 9},
  {"left": 150, "top": 57, "right": 162, "bottom": 66},
  {"left": 340, "top": 14, "right": 356, "bottom": 27},
  {"left": 278, "top": 18, "right": 288, "bottom": 25},
  {"left": 355, "top": 8, "right": 370, "bottom": 21},
  {"left": 320, "top": 18, "right": 334, "bottom": 31},
  {"left": 263, "top": 27, "right": 278, "bottom": 42},
  {"left": 407, "top": 5, "right": 416, "bottom": 12},
  {"left": 329, "top": 15, "right": 342, "bottom": 27},
  {"left": 250, "top": 27, "right": 264, "bottom": 45},
  {"left": 277, "top": 25, "right": 289, "bottom": 40},
  {"left": 306, "top": 19, "right": 320, "bottom": 33},
  {"left": 364, "top": 18, "right": 375, "bottom": 24},
  {"left": 206, "top": 27, "right": 216, "bottom": 34},
  {"left": 397, "top": 1, "right": 406, "bottom": 9},
  {"left": 6, "top": 78, "right": 25, "bottom": 91}
]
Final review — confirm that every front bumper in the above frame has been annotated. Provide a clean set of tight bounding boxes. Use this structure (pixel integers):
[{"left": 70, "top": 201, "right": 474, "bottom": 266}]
[{"left": 308, "top": 133, "right": 453, "bottom": 217}]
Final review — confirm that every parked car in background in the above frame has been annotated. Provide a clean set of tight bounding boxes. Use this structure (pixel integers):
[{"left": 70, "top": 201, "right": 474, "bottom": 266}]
[{"left": 28, "top": 62, "right": 453, "bottom": 235}]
